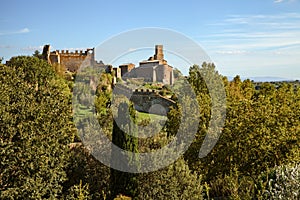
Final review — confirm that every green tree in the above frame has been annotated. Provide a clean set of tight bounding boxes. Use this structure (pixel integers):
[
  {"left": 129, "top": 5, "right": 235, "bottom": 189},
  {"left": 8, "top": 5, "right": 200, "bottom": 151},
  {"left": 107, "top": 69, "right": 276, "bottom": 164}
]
[
  {"left": 138, "top": 157, "right": 203, "bottom": 200},
  {"left": 179, "top": 64, "right": 299, "bottom": 198},
  {"left": 63, "top": 143, "right": 111, "bottom": 199},
  {"left": 65, "top": 180, "right": 91, "bottom": 200},
  {"left": 0, "top": 56, "right": 76, "bottom": 199},
  {"left": 185, "top": 63, "right": 225, "bottom": 171},
  {"left": 110, "top": 101, "right": 139, "bottom": 199},
  {"left": 173, "top": 68, "right": 183, "bottom": 79},
  {"left": 199, "top": 80, "right": 299, "bottom": 198},
  {"left": 33, "top": 50, "right": 42, "bottom": 59}
]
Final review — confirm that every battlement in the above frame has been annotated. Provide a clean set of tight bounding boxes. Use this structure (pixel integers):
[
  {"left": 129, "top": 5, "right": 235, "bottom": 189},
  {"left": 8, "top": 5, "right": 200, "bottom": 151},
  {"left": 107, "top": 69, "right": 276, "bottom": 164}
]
[
  {"left": 131, "top": 88, "right": 176, "bottom": 115},
  {"left": 133, "top": 89, "right": 158, "bottom": 95},
  {"left": 42, "top": 45, "right": 103, "bottom": 72},
  {"left": 112, "top": 83, "right": 175, "bottom": 115},
  {"left": 52, "top": 48, "right": 94, "bottom": 56}
]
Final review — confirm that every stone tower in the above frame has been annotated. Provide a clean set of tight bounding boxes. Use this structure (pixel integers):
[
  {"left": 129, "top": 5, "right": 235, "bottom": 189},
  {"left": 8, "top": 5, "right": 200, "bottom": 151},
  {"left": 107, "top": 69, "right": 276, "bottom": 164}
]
[
  {"left": 154, "top": 45, "right": 164, "bottom": 61},
  {"left": 42, "top": 44, "right": 51, "bottom": 63}
]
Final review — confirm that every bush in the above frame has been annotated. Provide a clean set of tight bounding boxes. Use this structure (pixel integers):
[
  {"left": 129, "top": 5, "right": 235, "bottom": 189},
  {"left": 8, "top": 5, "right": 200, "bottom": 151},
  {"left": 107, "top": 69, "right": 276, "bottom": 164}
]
[
  {"left": 264, "top": 164, "right": 299, "bottom": 199},
  {"left": 138, "top": 157, "right": 204, "bottom": 200}
]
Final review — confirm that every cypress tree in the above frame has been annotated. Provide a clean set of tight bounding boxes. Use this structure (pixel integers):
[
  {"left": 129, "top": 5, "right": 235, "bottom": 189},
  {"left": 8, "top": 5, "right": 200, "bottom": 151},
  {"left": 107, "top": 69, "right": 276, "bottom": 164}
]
[{"left": 110, "top": 101, "right": 139, "bottom": 199}]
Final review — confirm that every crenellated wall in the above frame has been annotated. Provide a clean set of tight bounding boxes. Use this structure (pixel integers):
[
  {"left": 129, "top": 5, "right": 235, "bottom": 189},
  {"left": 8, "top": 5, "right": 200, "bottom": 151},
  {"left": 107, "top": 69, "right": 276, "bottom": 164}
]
[
  {"left": 131, "top": 89, "right": 176, "bottom": 115},
  {"left": 42, "top": 45, "right": 105, "bottom": 72},
  {"left": 113, "top": 84, "right": 176, "bottom": 115},
  {"left": 59, "top": 52, "right": 93, "bottom": 72}
]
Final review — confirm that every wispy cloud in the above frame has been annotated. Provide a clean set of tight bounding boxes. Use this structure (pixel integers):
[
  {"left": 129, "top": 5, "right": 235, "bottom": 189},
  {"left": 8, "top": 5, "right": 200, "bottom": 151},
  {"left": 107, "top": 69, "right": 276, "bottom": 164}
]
[
  {"left": 274, "top": 0, "right": 284, "bottom": 3},
  {"left": 209, "top": 13, "right": 300, "bottom": 27},
  {"left": 21, "top": 45, "right": 43, "bottom": 51},
  {"left": 202, "top": 12, "right": 300, "bottom": 53},
  {"left": 215, "top": 50, "right": 249, "bottom": 55},
  {"left": 274, "top": 0, "right": 297, "bottom": 3},
  {"left": 0, "top": 28, "right": 30, "bottom": 36},
  {"left": 0, "top": 45, "right": 14, "bottom": 49},
  {"left": 199, "top": 12, "right": 300, "bottom": 79},
  {"left": 128, "top": 48, "right": 137, "bottom": 52},
  {"left": 19, "top": 28, "right": 30, "bottom": 34}
]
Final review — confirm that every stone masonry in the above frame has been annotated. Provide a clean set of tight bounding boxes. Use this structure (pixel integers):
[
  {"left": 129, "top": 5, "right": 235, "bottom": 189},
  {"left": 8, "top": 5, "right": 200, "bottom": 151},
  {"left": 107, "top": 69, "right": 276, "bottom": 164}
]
[
  {"left": 42, "top": 44, "right": 105, "bottom": 72},
  {"left": 114, "top": 45, "right": 174, "bottom": 85}
]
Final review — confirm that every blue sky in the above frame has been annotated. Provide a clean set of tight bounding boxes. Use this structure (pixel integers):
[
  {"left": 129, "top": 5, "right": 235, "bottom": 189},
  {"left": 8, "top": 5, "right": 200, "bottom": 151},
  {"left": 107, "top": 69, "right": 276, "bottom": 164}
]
[{"left": 1, "top": 0, "right": 300, "bottom": 79}]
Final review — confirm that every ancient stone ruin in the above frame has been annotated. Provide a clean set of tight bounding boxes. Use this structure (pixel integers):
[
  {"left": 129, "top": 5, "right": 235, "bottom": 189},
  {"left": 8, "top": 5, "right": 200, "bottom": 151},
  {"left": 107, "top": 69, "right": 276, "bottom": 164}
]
[
  {"left": 42, "top": 44, "right": 176, "bottom": 115},
  {"left": 42, "top": 44, "right": 105, "bottom": 72},
  {"left": 113, "top": 45, "right": 174, "bottom": 85},
  {"left": 113, "top": 83, "right": 176, "bottom": 115},
  {"left": 42, "top": 44, "right": 174, "bottom": 85}
]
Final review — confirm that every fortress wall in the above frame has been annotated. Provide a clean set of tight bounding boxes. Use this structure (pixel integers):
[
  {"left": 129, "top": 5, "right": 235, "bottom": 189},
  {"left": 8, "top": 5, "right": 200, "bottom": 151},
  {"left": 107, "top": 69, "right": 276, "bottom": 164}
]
[
  {"left": 119, "top": 63, "right": 135, "bottom": 77},
  {"left": 49, "top": 53, "right": 60, "bottom": 64},
  {"left": 155, "top": 65, "right": 165, "bottom": 83},
  {"left": 113, "top": 68, "right": 122, "bottom": 79},
  {"left": 59, "top": 53, "right": 92, "bottom": 72},
  {"left": 134, "top": 67, "right": 155, "bottom": 82},
  {"left": 138, "top": 61, "right": 159, "bottom": 68},
  {"left": 42, "top": 45, "right": 98, "bottom": 73},
  {"left": 130, "top": 91, "right": 176, "bottom": 115},
  {"left": 112, "top": 84, "right": 176, "bottom": 115},
  {"left": 113, "top": 84, "right": 133, "bottom": 99},
  {"left": 155, "top": 65, "right": 173, "bottom": 85}
]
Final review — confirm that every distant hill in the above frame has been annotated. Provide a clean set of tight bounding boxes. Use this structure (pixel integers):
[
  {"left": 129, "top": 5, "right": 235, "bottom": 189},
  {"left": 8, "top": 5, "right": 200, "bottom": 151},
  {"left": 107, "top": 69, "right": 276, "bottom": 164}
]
[{"left": 227, "top": 76, "right": 295, "bottom": 82}]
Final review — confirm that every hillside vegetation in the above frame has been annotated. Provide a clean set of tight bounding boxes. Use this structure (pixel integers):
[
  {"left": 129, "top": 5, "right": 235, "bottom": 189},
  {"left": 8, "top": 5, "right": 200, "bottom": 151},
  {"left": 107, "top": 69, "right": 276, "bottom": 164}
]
[{"left": 0, "top": 57, "right": 299, "bottom": 199}]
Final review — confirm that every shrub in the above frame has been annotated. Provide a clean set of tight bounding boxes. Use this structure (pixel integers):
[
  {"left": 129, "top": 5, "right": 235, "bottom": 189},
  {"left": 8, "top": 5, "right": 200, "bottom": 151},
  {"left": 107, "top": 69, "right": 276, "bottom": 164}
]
[{"left": 264, "top": 164, "right": 299, "bottom": 199}]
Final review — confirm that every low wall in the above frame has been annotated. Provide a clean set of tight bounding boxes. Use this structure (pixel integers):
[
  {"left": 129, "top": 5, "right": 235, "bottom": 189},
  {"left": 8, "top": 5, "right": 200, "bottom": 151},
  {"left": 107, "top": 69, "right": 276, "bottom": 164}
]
[{"left": 113, "top": 85, "right": 176, "bottom": 115}]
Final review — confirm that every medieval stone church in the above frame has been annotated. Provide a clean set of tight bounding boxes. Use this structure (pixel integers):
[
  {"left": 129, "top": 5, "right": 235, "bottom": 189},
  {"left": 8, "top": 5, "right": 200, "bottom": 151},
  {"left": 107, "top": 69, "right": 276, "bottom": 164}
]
[{"left": 121, "top": 45, "right": 174, "bottom": 85}]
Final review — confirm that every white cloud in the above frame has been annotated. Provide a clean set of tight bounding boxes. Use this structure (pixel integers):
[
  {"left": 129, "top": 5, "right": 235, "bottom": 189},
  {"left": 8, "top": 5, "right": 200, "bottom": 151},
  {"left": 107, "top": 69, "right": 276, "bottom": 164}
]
[
  {"left": 215, "top": 50, "right": 249, "bottom": 55},
  {"left": 19, "top": 28, "right": 30, "bottom": 34},
  {"left": 0, "top": 28, "right": 30, "bottom": 36},
  {"left": 200, "top": 12, "right": 300, "bottom": 79},
  {"left": 274, "top": 0, "right": 297, "bottom": 3},
  {"left": 202, "top": 12, "right": 300, "bottom": 52},
  {"left": 128, "top": 48, "right": 137, "bottom": 52},
  {"left": 274, "top": 0, "right": 284, "bottom": 3},
  {"left": 211, "top": 13, "right": 300, "bottom": 26},
  {"left": 63, "top": 47, "right": 89, "bottom": 51},
  {"left": 0, "top": 45, "right": 14, "bottom": 49},
  {"left": 21, "top": 45, "right": 43, "bottom": 51}
]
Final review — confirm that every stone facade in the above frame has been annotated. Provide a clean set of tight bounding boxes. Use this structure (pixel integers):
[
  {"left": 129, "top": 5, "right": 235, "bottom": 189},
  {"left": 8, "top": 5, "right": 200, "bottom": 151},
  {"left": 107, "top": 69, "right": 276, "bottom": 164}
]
[
  {"left": 130, "top": 89, "right": 175, "bottom": 115},
  {"left": 113, "top": 84, "right": 176, "bottom": 115},
  {"left": 113, "top": 67, "right": 121, "bottom": 79},
  {"left": 42, "top": 44, "right": 104, "bottom": 72},
  {"left": 119, "top": 63, "right": 135, "bottom": 77},
  {"left": 122, "top": 45, "right": 174, "bottom": 85},
  {"left": 42, "top": 44, "right": 174, "bottom": 85}
]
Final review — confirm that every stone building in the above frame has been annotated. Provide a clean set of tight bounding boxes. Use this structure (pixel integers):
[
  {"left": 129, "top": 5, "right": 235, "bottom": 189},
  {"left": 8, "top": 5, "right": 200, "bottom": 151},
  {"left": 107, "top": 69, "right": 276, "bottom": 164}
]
[
  {"left": 42, "top": 44, "right": 104, "bottom": 72},
  {"left": 119, "top": 63, "right": 135, "bottom": 77},
  {"left": 42, "top": 44, "right": 174, "bottom": 85},
  {"left": 122, "top": 45, "right": 174, "bottom": 85},
  {"left": 113, "top": 67, "right": 121, "bottom": 79}
]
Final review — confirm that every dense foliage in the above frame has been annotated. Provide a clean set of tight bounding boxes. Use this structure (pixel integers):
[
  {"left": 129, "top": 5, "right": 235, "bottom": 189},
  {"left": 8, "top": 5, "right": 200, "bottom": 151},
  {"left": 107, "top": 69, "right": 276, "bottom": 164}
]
[
  {"left": 0, "top": 57, "right": 76, "bottom": 199},
  {"left": 184, "top": 64, "right": 300, "bottom": 199},
  {"left": 1, "top": 56, "right": 299, "bottom": 199},
  {"left": 110, "top": 102, "right": 139, "bottom": 198}
]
